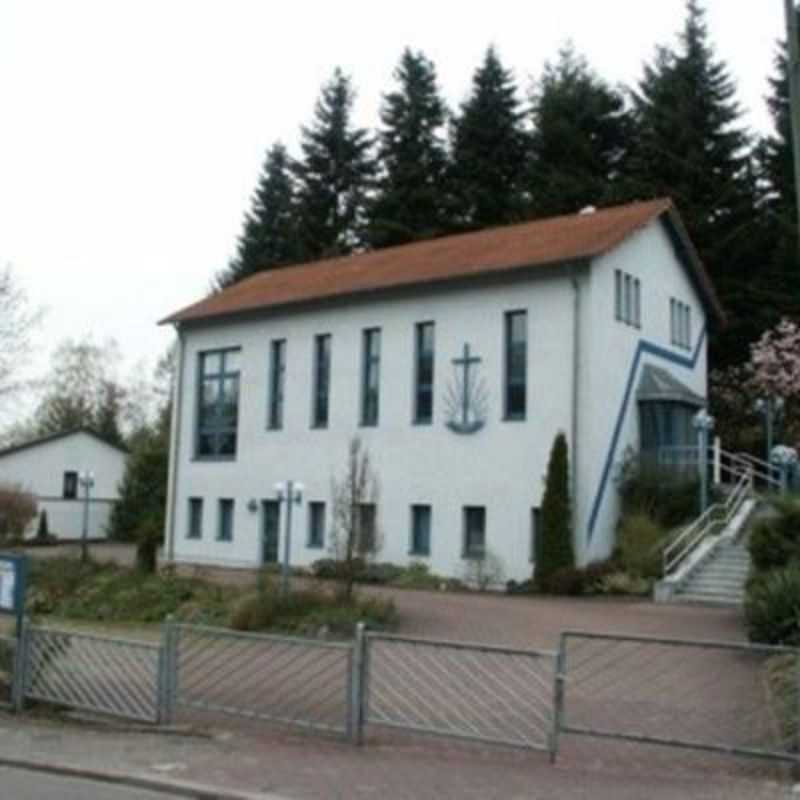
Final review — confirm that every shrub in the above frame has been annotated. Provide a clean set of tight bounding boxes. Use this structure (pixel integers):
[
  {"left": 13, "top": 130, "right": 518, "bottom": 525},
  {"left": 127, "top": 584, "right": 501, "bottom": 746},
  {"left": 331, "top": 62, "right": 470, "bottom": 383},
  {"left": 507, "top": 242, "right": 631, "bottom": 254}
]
[
  {"left": 135, "top": 515, "right": 162, "bottom": 573},
  {"left": 597, "top": 571, "right": 652, "bottom": 596},
  {"left": 581, "top": 559, "right": 620, "bottom": 593},
  {"left": 462, "top": 550, "right": 505, "bottom": 590},
  {"left": 748, "top": 498, "right": 800, "bottom": 574},
  {"left": 311, "top": 557, "right": 366, "bottom": 581},
  {"left": 540, "top": 566, "right": 585, "bottom": 596},
  {"left": 617, "top": 513, "right": 666, "bottom": 579},
  {"left": 36, "top": 510, "right": 50, "bottom": 541},
  {"left": 763, "top": 654, "right": 799, "bottom": 746},
  {"left": 0, "top": 483, "right": 37, "bottom": 541},
  {"left": 392, "top": 562, "right": 445, "bottom": 590},
  {"left": 361, "top": 562, "right": 405, "bottom": 584},
  {"left": 536, "top": 432, "right": 574, "bottom": 587},
  {"left": 616, "top": 454, "right": 700, "bottom": 527},
  {"left": 745, "top": 565, "right": 800, "bottom": 645}
]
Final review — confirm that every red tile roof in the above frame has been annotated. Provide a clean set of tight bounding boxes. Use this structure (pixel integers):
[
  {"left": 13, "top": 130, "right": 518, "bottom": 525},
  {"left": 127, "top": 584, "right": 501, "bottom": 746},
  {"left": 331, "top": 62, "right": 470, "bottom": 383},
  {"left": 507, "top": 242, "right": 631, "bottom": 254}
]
[{"left": 162, "top": 198, "right": 723, "bottom": 325}]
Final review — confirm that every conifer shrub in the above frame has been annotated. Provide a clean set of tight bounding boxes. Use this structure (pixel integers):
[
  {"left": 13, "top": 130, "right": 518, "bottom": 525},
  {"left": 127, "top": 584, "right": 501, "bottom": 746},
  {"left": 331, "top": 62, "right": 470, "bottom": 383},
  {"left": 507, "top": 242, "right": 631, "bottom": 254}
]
[
  {"left": 745, "top": 565, "right": 800, "bottom": 646},
  {"left": 535, "top": 432, "right": 575, "bottom": 589},
  {"left": 617, "top": 512, "right": 666, "bottom": 579}
]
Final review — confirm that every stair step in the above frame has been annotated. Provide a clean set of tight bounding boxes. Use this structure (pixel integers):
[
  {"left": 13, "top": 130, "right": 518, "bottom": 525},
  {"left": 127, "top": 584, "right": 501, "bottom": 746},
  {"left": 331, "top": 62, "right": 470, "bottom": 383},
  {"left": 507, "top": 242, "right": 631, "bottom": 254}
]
[{"left": 676, "top": 594, "right": 743, "bottom": 606}]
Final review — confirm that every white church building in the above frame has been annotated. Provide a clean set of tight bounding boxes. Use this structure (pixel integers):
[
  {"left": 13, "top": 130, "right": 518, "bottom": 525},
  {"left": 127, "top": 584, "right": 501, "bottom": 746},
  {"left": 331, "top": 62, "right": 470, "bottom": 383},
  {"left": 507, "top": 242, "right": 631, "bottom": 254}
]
[{"left": 161, "top": 198, "right": 723, "bottom": 583}]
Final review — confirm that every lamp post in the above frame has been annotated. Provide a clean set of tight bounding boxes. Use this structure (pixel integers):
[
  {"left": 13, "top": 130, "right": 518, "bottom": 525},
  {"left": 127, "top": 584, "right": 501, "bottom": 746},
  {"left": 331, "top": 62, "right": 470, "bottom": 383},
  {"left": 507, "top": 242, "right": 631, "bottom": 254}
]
[
  {"left": 692, "top": 409, "right": 715, "bottom": 514},
  {"left": 274, "top": 480, "right": 304, "bottom": 597},
  {"left": 771, "top": 445, "right": 798, "bottom": 494},
  {"left": 78, "top": 471, "right": 95, "bottom": 564},
  {"left": 755, "top": 396, "right": 785, "bottom": 468}
]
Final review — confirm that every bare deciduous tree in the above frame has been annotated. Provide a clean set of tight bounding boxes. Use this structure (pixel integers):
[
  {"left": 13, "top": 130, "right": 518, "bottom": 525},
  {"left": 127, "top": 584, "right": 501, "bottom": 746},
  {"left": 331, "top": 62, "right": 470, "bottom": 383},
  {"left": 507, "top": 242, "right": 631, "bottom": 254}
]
[
  {"left": 330, "top": 436, "right": 382, "bottom": 599},
  {"left": 0, "top": 266, "right": 41, "bottom": 417}
]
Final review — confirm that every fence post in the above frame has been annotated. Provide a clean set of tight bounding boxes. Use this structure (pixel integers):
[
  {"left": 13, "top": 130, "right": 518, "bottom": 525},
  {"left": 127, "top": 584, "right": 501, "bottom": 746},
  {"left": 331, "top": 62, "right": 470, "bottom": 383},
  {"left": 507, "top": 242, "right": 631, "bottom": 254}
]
[
  {"left": 11, "top": 616, "right": 30, "bottom": 713},
  {"left": 349, "top": 622, "right": 366, "bottom": 746},
  {"left": 550, "top": 633, "right": 566, "bottom": 764},
  {"left": 158, "top": 615, "right": 177, "bottom": 725}
]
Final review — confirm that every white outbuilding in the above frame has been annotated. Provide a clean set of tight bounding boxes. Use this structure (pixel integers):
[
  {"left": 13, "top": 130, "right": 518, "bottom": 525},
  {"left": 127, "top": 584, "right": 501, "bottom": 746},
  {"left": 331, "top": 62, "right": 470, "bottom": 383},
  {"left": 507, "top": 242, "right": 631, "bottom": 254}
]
[
  {"left": 160, "top": 198, "right": 724, "bottom": 583},
  {"left": 0, "top": 428, "right": 128, "bottom": 539}
]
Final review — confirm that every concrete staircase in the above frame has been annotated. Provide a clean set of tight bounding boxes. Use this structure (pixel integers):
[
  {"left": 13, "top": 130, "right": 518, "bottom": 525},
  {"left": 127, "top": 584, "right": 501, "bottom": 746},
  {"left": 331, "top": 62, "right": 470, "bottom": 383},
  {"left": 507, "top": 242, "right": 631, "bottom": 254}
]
[{"left": 674, "top": 539, "right": 750, "bottom": 606}]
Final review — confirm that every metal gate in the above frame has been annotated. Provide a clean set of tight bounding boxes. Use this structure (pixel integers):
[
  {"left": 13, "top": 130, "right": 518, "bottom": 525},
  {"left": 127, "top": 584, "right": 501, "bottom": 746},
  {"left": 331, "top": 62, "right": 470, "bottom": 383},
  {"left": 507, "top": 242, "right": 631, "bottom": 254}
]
[
  {"left": 24, "top": 627, "right": 161, "bottom": 723},
  {"left": 559, "top": 631, "right": 800, "bottom": 764},
  {"left": 365, "top": 632, "right": 557, "bottom": 754},
  {"left": 169, "top": 623, "right": 354, "bottom": 735}
]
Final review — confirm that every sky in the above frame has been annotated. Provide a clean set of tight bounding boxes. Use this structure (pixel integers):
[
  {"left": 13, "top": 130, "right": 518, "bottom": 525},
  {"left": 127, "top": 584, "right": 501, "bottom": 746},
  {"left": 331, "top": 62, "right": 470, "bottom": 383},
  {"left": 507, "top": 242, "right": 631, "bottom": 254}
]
[{"left": 0, "top": 0, "right": 788, "bottom": 411}]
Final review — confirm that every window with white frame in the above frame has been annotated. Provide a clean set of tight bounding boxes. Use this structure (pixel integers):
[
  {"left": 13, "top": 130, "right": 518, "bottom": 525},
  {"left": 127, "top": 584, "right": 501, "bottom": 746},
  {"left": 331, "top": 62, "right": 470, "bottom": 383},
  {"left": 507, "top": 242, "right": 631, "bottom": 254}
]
[
  {"left": 670, "top": 298, "right": 691, "bottom": 350},
  {"left": 614, "top": 270, "right": 641, "bottom": 327}
]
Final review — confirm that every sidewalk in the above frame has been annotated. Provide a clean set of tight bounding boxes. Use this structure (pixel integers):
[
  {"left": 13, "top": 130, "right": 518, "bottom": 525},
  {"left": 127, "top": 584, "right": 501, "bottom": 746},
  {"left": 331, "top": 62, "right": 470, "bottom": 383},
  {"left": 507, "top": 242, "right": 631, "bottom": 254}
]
[{"left": 0, "top": 712, "right": 793, "bottom": 800}]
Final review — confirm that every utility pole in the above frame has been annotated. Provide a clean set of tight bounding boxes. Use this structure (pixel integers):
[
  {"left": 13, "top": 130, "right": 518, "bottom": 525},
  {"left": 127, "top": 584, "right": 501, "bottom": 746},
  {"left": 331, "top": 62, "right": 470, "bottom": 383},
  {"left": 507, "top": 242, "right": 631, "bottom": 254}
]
[{"left": 784, "top": 0, "right": 800, "bottom": 258}]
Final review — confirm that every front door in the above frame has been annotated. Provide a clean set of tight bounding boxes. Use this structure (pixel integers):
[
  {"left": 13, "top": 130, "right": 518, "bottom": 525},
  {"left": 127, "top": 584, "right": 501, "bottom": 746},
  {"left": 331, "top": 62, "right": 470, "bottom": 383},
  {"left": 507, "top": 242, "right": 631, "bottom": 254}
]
[{"left": 262, "top": 500, "right": 280, "bottom": 564}]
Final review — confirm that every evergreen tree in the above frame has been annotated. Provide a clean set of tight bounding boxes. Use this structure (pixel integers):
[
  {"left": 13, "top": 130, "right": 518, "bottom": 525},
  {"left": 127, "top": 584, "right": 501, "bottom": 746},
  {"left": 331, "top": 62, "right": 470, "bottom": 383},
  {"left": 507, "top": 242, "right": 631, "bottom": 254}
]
[
  {"left": 628, "top": 0, "right": 759, "bottom": 365},
  {"left": 368, "top": 49, "right": 450, "bottom": 248},
  {"left": 536, "top": 432, "right": 574, "bottom": 589},
  {"left": 216, "top": 143, "right": 300, "bottom": 290},
  {"left": 449, "top": 46, "right": 529, "bottom": 230},
  {"left": 527, "top": 44, "right": 632, "bottom": 218},
  {"left": 293, "top": 68, "right": 375, "bottom": 259}
]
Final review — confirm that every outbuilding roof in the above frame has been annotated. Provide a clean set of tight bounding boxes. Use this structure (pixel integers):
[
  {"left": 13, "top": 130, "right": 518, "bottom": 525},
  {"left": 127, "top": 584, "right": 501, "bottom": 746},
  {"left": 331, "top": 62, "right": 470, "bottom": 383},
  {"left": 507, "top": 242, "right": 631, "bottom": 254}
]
[
  {"left": 0, "top": 428, "right": 128, "bottom": 460},
  {"left": 162, "top": 198, "right": 724, "bottom": 326}
]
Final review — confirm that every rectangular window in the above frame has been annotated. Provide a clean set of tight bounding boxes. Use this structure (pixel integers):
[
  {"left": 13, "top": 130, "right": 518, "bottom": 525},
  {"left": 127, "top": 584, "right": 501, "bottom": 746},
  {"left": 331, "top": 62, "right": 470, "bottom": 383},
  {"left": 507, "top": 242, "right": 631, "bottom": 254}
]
[
  {"left": 633, "top": 278, "right": 641, "bottom": 328},
  {"left": 312, "top": 334, "right": 331, "bottom": 428},
  {"left": 530, "top": 506, "right": 542, "bottom": 563},
  {"left": 268, "top": 339, "right": 286, "bottom": 430},
  {"left": 504, "top": 310, "right": 527, "bottom": 420},
  {"left": 414, "top": 322, "right": 435, "bottom": 424},
  {"left": 63, "top": 471, "right": 78, "bottom": 500},
  {"left": 463, "top": 506, "right": 486, "bottom": 558},
  {"left": 197, "top": 348, "right": 241, "bottom": 458},
  {"left": 670, "top": 299, "right": 691, "bottom": 350},
  {"left": 188, "top": 498, "right": 203, "bottom": 540},
  {"left": 410, "top": 505, "right": 431, "bottom": 556},
  {"left": 218, "top": 498, "right": 234, "bottom": 542},
  {"left": 356, "top": 503, "right": 377, "bottom": 554},
  {"left": 308, "top": 501, "right": 326, "bottom": 549},
  {"left": 623, "top": 274, "right": 632, "bottom": 323},
  {"left": 361, "top": 328, "right": 381, "bottom": 426},
  {"left": 614, "top": 270, "right": 622, "bottom": 321},
  {"left": 615, "top": 272, "right": 641, "bottom": 328}
]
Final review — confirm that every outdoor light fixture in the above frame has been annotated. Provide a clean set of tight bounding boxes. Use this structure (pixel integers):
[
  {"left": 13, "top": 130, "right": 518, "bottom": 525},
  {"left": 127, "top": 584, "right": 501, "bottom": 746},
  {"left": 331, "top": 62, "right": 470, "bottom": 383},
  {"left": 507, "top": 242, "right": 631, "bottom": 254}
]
[
  {"left": 274, "top": 480, "right": 305, "bottom": 595},
  {"left": 246, "top": 498, "right": 258, "bottom": 513},
  {"left": 78, "top": 471, "right": 95, "bottom": 564},
  {"left": 770, "top": 445, "right": 798, "bottom": 494},
  {"left": 692, "top": 410, "right": 715, "bottom": 514}
]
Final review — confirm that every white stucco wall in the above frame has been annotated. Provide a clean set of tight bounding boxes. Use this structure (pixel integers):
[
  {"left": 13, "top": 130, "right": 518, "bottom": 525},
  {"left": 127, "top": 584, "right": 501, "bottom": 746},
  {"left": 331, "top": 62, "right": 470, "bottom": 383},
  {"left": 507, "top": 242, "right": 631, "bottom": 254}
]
[
  {"left": 169, "top": 273, "right": 577, "bottom": 583},
  {"left": 577, "top": 219, "right": 708, "bottom": 565},
  {"left": 0, "top": 431, "right": 127, "bottom": 538}
]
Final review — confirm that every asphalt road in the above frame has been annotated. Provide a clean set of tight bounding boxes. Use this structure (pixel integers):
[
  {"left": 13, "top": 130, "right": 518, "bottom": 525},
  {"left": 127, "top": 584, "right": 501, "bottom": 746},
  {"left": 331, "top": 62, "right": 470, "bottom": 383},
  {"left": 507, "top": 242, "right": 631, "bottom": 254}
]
[{"left": 0, "top": 767, "right": 174, "bottom": 800}]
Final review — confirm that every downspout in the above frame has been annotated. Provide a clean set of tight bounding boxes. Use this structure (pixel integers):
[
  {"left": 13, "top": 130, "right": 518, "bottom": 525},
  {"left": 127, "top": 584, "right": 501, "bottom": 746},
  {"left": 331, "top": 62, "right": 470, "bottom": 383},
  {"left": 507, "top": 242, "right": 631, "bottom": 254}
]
[
  {"left": 165, "top": 325, "right": 186, "bottom": 564},
  {"left": 570, "top": 268, "right": 581, "bottom": 552}
]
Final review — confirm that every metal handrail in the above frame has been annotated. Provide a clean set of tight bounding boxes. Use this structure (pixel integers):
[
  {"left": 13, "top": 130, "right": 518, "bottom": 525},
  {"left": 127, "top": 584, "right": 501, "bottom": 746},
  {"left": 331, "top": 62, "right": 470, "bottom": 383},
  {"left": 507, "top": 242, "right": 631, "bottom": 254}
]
[{"left": 662, "top": 468, "right": 752, "bottom": 576}]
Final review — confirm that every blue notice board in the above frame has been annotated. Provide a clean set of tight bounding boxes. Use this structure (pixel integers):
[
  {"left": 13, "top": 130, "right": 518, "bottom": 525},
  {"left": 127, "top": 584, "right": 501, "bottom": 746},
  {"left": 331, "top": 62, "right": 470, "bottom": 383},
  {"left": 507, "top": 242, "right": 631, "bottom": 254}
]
[{"left": 0, "top": 554, "right": 28, "bottom": 624}]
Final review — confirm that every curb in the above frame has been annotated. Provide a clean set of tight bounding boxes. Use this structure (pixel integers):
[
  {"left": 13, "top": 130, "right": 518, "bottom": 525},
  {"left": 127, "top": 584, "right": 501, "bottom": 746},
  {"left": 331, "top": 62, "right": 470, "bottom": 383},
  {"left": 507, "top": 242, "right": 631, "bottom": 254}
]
[{"left": 0, "top": 754, "right": 288, "bottom": 799}]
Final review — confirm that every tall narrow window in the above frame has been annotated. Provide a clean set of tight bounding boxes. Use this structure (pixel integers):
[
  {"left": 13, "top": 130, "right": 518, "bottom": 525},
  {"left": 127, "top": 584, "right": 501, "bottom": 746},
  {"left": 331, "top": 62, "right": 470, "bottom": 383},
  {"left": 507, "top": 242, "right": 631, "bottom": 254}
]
[
  {"left": 308, "top": 501, "right": 326, "bottom": 549},
  {"left": 218, "top": 498, "right": 234, "bottom": 542},
  {"left": 463, "top": 506, "right": 486, "bottom": 558},
  {"left": 197, "top": 349, "right": 241, "bottom": 458},
  {"left": 414, "top": 322, "right": 434, "bottom": 424},
  {"left": 685, "top": 306, "right": 691, "bottom": 348},
  {"left": 633, "top": 278, "right": 641, "bottom": 327},
  {"left": 188, "top": 498, "right": 203, "bottom": 540},
  {"left": 361, "top": 328, "right": 381, "bottom": 426},
  {"left": 312, "top": 334, "right": 331, "bottom": 428},
  {"left": 614, "top": 270, "right": 622, "bottom": 320},
  {"left": 268, "top": 339, "right": 286, "bottom": 430},
  {"left": 623, "top": 274, "right": 632, "bottom": 323},
  {"left": 63, "top": 471, "right": 78, "bottom": 500},
  {"left": 410, "top": 505, "right": 431, "bottom": 556},
  {"left": 356, "top": 503, "right": 377, "bottom": 553},
  {"left": 504, "top": 310, "right": 527, "bottom": 420}
]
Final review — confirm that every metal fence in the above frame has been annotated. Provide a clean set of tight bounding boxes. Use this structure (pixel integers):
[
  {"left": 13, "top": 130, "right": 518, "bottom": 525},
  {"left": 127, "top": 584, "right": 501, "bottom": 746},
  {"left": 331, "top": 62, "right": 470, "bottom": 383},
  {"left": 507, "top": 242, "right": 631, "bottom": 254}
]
[
  {"left": 24, "top": 627, "right": 161, "bottom": 723},
  {"left": 558, "top": 631, "right": 800, "bottom": 764},
  {"left": 364, "top": 632, "right": 557, "bottom": 754},
  {"left": 168, "top": 622, "right": 354, "bottom": 736}
]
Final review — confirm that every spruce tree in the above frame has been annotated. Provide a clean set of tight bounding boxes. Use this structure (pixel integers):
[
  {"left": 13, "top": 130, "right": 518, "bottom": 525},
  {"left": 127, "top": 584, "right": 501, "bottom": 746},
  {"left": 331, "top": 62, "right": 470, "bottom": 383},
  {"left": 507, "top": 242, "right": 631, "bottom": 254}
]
[
  {"left": 449, "top": 46, "right": 529, "bottom": 230},
  {"left": 216, "top": 143, "right": 300, "bottom": 290},
  {"left": 293, "top": 68, "right": 375, "bottom": 259},
  {"left": 368, "top": 49, "right": 450, "bottom": 248},
  {"left": 536, "top": 432, "right": 574, "bottom": 589},
  {"left": 527, "top": 44, "right": 631, "bottom": 218},
  {"left": 628, "top": 0, "right": 760, "bottom": 365}
]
